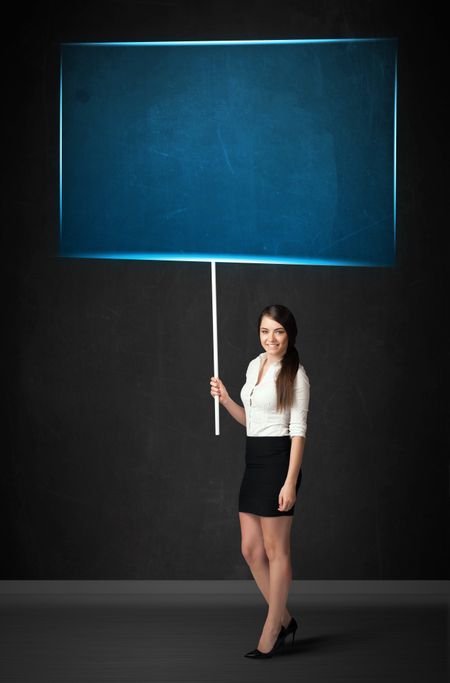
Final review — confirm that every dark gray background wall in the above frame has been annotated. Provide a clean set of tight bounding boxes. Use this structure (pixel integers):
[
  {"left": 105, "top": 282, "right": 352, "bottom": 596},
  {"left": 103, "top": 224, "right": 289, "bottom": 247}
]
[{"left": 5, "top": 1, "right": 448, "bottom": 579}]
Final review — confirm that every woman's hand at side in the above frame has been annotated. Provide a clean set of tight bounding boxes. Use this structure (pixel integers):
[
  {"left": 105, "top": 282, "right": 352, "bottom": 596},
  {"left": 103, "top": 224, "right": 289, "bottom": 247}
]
[{"left": 278, "top": 482, "right": 297, "bottom": 512}]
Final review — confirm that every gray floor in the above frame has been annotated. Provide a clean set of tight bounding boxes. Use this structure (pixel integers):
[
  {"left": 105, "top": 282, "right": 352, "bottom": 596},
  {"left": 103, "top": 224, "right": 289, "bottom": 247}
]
[{"left": 0, "top": 593, "right": 448, "bottom": 682}]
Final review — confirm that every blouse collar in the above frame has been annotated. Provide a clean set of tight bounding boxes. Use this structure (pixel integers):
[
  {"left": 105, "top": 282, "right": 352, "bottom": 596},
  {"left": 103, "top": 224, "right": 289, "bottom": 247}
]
[{"left": 260, "top": 351, "right": 282, "bottom": 366}]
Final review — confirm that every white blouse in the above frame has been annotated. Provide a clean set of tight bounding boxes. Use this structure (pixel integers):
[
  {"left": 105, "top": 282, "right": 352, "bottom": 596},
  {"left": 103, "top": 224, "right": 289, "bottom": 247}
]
[{"left": 240, "top": 352, "right": 310, "bottom": 437}]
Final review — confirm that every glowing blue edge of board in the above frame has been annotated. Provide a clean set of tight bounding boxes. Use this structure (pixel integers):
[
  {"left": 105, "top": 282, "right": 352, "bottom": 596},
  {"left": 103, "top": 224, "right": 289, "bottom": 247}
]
[
  {"left": 59, "top": 38, "right": 398, "bottom": 267},
  {"left": 58, "top": 252, "right": 393, "bottom": 267},
  {"left": 61, "top": 38, "right": 397, "bottom": 46}
]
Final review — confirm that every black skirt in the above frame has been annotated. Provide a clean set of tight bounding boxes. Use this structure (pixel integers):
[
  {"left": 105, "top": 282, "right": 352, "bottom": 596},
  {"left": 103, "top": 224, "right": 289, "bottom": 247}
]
[{"left": 238, "top": 435, "right": 302, "bottom": 517}]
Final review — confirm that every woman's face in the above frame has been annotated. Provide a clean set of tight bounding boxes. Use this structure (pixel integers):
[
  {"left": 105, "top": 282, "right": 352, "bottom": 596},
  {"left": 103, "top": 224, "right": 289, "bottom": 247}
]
[{"left": 259, "top": 315, "right": 289, "bottom": 361}]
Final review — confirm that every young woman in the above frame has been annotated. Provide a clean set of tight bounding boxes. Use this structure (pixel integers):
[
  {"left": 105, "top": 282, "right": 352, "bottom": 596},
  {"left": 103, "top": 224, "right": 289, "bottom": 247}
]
[{"left": 210, "top": 304, "right": 310, "bottom": 659}]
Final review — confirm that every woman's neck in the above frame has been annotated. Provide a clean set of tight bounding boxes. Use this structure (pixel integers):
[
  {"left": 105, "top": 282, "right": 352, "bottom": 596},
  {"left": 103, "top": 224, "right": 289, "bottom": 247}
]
[{"left": 264, "top": 351, "right": 283, "bottom": 365}]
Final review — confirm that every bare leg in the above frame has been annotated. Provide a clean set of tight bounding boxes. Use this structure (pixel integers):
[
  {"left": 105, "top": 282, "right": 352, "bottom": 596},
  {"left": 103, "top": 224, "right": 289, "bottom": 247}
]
[
  {"left": 239, "top": 512, "right": 292, "bottom": 628},
  {"left": 257, "top": 515, "right": 294, "bottom": 652}
]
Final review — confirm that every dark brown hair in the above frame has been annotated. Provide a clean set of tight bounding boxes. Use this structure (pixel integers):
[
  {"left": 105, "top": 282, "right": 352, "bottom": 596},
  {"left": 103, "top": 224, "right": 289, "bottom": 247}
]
[{"left": 258, "top": 304, "right": 300, "bottom": 411}]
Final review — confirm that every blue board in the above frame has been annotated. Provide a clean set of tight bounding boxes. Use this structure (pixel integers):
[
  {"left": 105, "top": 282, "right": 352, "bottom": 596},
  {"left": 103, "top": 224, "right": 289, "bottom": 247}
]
[{"left": 60, "top": 39, "right": 397, "bottom": 266}]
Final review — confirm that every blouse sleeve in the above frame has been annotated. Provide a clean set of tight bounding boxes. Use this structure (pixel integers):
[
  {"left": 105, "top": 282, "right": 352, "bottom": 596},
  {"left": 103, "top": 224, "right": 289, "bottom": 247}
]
[{"left": 288, "top": 368, "right": 310, "bottom": 437}]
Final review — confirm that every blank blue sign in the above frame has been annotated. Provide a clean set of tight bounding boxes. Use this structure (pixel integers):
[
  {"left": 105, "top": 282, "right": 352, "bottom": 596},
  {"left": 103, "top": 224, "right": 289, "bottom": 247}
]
[{"left": 60, "top": 39, "right": 397, "bottom": 266}]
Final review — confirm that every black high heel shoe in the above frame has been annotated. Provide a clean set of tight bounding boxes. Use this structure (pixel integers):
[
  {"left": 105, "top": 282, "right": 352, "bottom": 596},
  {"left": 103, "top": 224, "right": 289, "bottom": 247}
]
[
  {"left": 282, "top": 617, "right": 298, "bottom": 647},
  {"left": 243, "top": 626, "right": 287, "bottom": 659}
]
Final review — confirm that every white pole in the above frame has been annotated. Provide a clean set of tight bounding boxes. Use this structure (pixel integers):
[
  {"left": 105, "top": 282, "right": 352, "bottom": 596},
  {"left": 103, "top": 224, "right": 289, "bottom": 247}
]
[{"left": 211, "top": 260, "right": 220, "bottom": 435}]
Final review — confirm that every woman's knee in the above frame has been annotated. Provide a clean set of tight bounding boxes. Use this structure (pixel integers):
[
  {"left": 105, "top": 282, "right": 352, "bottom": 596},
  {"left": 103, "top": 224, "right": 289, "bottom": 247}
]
[
  {"left": 263, "top": 541, "right": 291, "bottom": 563},
  {"left": 241, "top": 541, "right": 267, "bottom": 565}
]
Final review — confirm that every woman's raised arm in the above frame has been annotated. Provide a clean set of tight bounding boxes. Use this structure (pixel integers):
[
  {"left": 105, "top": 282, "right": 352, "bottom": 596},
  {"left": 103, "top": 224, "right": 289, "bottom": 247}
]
[{"left": 210, "top": 376, "right": 246, "bottom": 427}]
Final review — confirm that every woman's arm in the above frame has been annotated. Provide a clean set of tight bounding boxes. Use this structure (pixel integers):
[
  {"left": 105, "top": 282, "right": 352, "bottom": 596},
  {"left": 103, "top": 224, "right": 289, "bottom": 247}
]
[
  {"left": 221, "top": 395, "right": 247, "bottom": 427},
  {"left": 278, "top": 435, "right": 305, "bottom": 512},
  {"left": 284, "top": 436, "right": 305, "bottom": 485},
  {"left": 210, "top": 376, "right": 247, "bottom": 427},
  {"left": 283, "top": 370, "right": 310, "bottom": 489}
]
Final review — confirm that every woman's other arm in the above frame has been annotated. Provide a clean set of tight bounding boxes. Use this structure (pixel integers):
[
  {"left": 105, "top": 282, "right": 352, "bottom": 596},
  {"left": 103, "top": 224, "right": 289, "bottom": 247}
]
[
  {"left": 210, "top": 376, "right": 246, "bottom": 427},
  {"left": 285, "top": 370, "right": 310, "bottom": 484}
]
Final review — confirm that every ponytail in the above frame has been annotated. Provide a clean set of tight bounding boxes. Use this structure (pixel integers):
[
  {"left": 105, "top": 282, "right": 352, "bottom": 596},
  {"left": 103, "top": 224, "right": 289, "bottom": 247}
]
[{"left": 277, "top": 343, "right": 300, "bottom": 412}]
